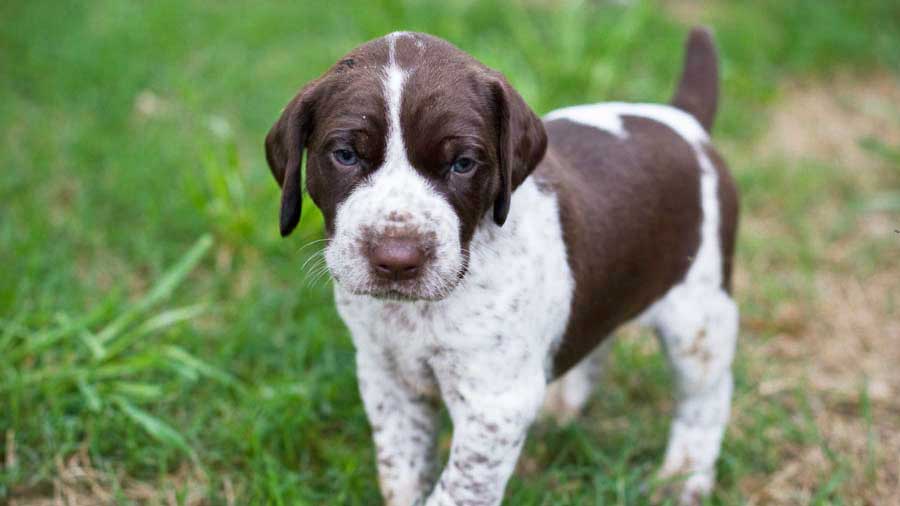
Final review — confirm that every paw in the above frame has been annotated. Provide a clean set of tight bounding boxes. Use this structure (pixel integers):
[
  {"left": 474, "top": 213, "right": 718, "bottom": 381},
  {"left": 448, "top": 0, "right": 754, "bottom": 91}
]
[
  {"left": 540, "top": 380, "right": 584, "bottom": 425},
  {"left": 652, "top": 467, "right": 714, "bottom": 506}
]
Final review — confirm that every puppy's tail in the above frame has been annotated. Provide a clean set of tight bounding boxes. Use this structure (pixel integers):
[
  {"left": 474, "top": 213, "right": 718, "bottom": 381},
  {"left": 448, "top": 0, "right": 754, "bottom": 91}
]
[{"left": 671, "top": 27, "right": 719, "bottom": 132}]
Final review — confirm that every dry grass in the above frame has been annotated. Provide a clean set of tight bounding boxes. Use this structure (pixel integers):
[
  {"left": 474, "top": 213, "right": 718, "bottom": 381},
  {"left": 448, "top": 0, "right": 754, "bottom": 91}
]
[
  {"left": 734, "top": 73, "right": 900, "bottom": 505},
  {"left": 759, "top": 73, "right": 900, "bottom": 175},
  {"left": 8, "top": 446, "right": 235, "bottom": 506}
]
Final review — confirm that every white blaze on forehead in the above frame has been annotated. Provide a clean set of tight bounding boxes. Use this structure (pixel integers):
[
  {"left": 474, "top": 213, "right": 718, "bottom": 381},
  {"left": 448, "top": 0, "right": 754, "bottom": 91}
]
[{"left": 383, "top": 32, "right": 410, "bottom": 175}]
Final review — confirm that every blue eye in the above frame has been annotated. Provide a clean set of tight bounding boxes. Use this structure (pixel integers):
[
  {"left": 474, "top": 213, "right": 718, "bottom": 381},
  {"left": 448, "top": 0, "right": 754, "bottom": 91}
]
[
  {"left": 333, "top": 148, "right": 359, "bottom": 166},
  {"left": 450, "top": 157, "right": 476, "bottom": 174}
]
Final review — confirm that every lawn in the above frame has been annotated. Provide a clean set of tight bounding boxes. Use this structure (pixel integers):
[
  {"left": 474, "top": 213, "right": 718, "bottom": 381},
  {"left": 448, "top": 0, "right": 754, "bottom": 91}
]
[{"left": 2, "top": 0, "right": 899, "bottom": 504}]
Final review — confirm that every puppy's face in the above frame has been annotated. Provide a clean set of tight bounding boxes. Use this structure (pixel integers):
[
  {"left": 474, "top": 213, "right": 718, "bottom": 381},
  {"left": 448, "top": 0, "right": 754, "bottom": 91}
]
[{"left": 266, "top": 32, "right": 546, "bottom": 300}]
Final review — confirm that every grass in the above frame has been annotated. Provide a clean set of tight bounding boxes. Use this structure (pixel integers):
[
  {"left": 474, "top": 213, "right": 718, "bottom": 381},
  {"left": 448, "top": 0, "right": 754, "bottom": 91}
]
[{"left": 2, "top": 0, "right": 899, "bottom": 504}]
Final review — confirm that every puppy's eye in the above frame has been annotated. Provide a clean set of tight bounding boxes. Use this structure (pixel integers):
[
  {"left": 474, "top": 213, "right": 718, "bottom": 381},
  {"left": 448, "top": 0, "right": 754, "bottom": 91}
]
[
  {"left": 332, "top": 148, "right": 359, "bottom": 166},
  {"left": 450, "top": 157, "right": 476, "bottom": 175}
]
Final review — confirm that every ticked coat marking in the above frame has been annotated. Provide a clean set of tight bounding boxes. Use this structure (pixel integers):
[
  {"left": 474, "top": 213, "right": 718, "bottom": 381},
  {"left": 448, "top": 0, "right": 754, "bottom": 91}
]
[{"left": 265, "top": 29, "right": 739, "bottom": 506}]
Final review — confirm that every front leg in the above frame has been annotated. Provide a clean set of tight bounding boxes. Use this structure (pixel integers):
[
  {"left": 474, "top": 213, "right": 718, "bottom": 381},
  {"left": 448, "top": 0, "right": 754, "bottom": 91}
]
[
  {"left": 357, "top": 351, "right": 440, "bottom": 506},
  {"left": 426, "top": 357, "right": 546, "bottom": 506}
]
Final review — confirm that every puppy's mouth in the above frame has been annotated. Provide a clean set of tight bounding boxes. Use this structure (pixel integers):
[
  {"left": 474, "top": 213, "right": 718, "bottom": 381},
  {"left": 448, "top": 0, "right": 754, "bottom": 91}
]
[
  {"left": 369, "top": 287, "right": 441, "bottom": 302},
  {"left": 336, "top": 272, "right": 464, "bottom": 302},
  {"left": 329, "top": 250, "right": 470, "bottom": 302}
]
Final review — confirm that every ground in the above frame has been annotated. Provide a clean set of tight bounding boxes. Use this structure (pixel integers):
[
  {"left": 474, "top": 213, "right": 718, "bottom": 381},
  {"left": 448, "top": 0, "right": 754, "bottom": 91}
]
[{"left": 1, "top": 0, "right": 898, "bottom": 504}]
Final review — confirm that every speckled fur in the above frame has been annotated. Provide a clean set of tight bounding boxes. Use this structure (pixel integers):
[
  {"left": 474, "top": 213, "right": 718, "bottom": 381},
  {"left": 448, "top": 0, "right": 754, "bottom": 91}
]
[{"left": 337, "top": 177, "right": 574, "bottom": 505}]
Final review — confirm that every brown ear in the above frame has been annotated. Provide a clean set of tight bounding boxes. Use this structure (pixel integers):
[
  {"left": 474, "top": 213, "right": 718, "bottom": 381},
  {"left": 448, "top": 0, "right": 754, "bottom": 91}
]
[
  {"left": 265, "top": 79, "right": 321, "bottom": 237},
  {"left": 489, "top": 73, "right": 547, "bottom": 226}
]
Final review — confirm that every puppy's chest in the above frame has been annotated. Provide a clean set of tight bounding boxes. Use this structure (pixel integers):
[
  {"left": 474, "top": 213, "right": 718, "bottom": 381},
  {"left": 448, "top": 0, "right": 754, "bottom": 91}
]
[{"left": 336, "top": 180, "right": 576, "bottom": 394}]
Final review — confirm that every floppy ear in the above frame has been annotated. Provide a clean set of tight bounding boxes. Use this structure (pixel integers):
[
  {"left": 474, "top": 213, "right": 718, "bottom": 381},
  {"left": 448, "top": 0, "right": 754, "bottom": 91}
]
[
  {"left": 265, "top": 79, "right": 321, "bottom": 237},
  {"left": 489, "top": 73, "right": 547, "bottom": 226}
]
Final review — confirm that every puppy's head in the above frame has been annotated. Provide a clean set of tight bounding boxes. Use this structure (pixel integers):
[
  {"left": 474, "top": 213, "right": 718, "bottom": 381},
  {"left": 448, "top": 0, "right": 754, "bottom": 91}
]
[{"left": 265, "top": 32, "right": 546, "bottom": 300}]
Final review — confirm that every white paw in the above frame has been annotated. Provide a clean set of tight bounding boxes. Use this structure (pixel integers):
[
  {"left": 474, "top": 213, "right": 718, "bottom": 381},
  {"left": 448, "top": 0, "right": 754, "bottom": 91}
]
[
  {"left": 654, "top": 467, "right": 714, "bottom": 506},
  {"left": 678, "top": 471, "right": 713, "bottom": 505}
]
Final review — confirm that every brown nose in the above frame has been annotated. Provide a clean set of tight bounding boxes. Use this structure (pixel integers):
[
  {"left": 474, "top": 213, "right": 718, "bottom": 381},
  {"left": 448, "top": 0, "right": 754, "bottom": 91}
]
[{"left": 369, "top": 238, "right": 427, "bottom": 281}]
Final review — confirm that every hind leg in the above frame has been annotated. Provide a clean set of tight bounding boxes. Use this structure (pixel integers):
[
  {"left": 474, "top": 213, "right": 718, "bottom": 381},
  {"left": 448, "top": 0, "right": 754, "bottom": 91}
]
[
  {"left": 650, "top": 284, "right": 738, "bottom": 505},
  {"left": 542, "top": 338, "right": 613, "bottom": 425}
]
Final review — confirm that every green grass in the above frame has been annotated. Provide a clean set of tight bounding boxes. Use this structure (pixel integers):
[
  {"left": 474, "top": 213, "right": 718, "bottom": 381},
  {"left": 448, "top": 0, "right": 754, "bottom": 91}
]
[{"left": 2, "top": 0, "right": 899, "bottom": 504}]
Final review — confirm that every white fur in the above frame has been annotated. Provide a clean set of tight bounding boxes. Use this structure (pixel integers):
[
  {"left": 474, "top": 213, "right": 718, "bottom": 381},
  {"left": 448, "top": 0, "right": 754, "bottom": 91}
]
[
  {"left": 641, "top": 136, "right": 737, "bottom": 502},
  {"left": 545, "top": 102, "right": 709, "bottom": 144}
]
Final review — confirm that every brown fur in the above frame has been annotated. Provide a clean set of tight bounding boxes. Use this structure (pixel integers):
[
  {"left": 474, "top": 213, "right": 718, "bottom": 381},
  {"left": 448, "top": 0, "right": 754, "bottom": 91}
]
[{"left": 540, "top": 117, "right": 714, "bottom": 375}]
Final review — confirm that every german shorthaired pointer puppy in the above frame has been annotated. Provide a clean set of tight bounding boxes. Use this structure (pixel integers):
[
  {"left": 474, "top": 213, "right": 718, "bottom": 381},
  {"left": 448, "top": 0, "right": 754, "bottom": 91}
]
[{"left": 265, "top": 27, "right": 739, "bottom": 506}]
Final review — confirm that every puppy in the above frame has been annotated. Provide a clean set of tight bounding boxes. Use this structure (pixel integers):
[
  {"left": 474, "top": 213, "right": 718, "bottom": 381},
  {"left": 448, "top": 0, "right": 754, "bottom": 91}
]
[{"left": 265, "top": 27, "right": 739, "bottom": 506}]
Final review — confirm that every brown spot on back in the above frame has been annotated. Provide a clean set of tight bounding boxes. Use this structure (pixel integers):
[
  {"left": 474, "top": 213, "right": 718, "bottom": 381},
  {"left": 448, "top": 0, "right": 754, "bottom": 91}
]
[{"left": 543, "top": 117, "right": 707, "bottom": 375}]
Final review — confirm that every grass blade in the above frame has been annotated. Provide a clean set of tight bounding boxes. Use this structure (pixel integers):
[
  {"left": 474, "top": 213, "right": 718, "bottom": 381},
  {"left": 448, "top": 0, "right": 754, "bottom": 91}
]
[
  {"left": 102, "top": 304, "right": 209, "bottom": 360},
  {"left": 163, "top": 345, "right": 240, "bottom": 389},
  {"left": 111, "top": 381, "right": 165, "bottom": 401},
  {"left": 7, "top": 297, "right": 117, "bottom": 362},
  {"left": 96, "top": 235, "right": 213, "bottom": 345},
  {"left": 77, "top": 376, "right": 103, "bottom": 413},
  {"left": 112, "top": 395, "right": 194, "bottom": 456}
]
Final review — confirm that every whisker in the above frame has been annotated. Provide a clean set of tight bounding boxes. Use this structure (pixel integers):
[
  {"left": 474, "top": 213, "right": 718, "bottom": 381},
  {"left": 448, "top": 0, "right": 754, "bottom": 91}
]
[
  {"left": 300, "top": 250, "right": 326, "bottom": 273},
  {"left": 304, "top": 262, "right": 328, "bottom": 283},
  {"left": 297, "top": 238, "right": 331, "bottom": 254},
  {"left": 304, "top": 261, "right": 333, "bottom": 289}
]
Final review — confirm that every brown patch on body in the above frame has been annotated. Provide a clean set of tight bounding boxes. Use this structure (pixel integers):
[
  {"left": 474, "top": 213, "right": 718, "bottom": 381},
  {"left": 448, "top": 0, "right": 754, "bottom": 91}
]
[
  {"left": 543, "top": 116, "right": 735, "bottom": 375},
  {"left": 547, "top": 29, "right": 735, "bottom": 376}
]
